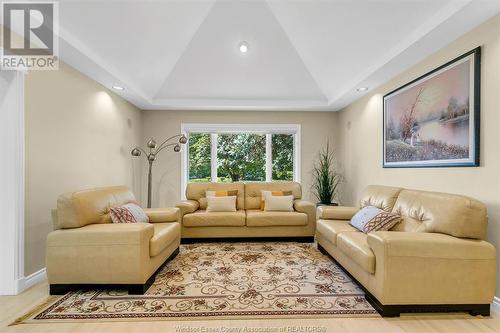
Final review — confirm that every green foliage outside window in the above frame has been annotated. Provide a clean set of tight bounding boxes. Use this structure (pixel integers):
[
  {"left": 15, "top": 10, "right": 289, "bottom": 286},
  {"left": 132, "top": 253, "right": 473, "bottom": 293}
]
[
  {"left": 272, "top": 134, "right": 293, "bottom": 180},
  {"left": 217, "top": 134, "right": 266, "bottom": 182},
  {"left": 187, "top": 132, "right": 294, "bottom": 182},
  {"left": 188, "top": 133, "right": 211, "bottom": 181}
]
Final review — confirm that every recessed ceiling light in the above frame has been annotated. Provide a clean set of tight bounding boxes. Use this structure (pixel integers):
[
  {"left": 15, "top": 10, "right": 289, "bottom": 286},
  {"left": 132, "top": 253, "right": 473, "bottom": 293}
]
[
  {"left": 112, "top": 85, "right": 124, "bottom": 91},
  {"left": 239, "top": 42, "right": 249, "bottom": 54},
  {"left": 356, "top": 87, "right": 368, "bottom": 92}
]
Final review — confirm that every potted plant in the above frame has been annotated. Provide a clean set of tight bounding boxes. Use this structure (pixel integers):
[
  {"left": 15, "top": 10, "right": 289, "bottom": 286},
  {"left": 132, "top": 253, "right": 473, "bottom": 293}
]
[{"left": 311, "top": 141, "right": 341, "bottom": 206}]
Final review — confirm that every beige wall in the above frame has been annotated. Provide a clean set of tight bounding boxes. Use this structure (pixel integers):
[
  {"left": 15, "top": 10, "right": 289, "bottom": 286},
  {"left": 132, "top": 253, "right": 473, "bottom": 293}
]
[
  {"left": 141, "top": 111, "right": 339, "bottom": 208},
  {"left": 337, "top": 15, "right": 500, "bottom": 295},
  {"left": 24, "top": 62, "right": 143, "bottom": 275}
]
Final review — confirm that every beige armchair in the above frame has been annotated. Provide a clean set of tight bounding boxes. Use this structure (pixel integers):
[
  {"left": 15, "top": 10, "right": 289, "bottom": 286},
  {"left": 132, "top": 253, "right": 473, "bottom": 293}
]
[{"left": 46, "top": 186, "right": 181, "bottom": 295}]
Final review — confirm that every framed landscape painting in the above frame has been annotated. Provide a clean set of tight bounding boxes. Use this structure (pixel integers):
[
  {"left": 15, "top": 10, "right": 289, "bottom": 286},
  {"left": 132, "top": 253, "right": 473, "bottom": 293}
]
[{"left": 383, "top": 47, "right": 480, "bottom": 168}]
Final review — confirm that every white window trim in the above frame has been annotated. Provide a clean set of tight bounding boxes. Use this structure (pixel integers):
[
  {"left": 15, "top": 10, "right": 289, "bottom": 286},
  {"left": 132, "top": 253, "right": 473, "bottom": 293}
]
[{"left": 180, "top": 123, "right": 301, "bottom": 199}]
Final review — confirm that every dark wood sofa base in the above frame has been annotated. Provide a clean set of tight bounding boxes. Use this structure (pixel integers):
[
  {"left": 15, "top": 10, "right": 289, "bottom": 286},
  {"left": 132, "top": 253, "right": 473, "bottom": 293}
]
[
  {"left": 181, "top": 236, "right": 314, "bottom": 244},
  {"left": 49, "top": 247, "right": 180, "bottom": 296},
  {"left": 317, "top": 244, "right": 490, "bottom": 317}
]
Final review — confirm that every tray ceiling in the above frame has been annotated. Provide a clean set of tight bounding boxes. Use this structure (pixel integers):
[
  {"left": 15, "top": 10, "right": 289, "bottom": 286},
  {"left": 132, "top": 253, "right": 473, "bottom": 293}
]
[{"left": 53, "top": 0, "right": 500, "bottom": 111}]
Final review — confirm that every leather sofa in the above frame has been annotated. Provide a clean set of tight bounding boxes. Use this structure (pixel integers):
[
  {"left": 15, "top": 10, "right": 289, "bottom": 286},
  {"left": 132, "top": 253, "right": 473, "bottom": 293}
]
[
  {"left": 176, "top": 181, "right": 315, "bottom": 241},
  {"left": 46, "top": 186, "right": 181, "bottom": 295},
  {"left": 316, "top": 185, "right": 496, "bottom": 317}
]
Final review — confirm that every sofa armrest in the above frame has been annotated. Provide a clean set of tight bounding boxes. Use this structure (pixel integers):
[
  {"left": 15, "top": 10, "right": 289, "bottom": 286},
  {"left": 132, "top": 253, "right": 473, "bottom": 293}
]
[
  {"left": 293, "top": 200, "right": 316, "bottom": 225},
  {"left": 47, "top": 223, "right": 155, "bottom": 247},
  {"left": 176, "top": 200, "right": 199, "bottom": 217},
  {"left": 144, "top": 207, "right": 179, "bottom": 223},
  {"left": 317, "top": 206, "right": 358, "bottom": 220},
  {"left": 367, "top": 231, "right": 496, "bottom": 260},
  {"left": 366, "top": 231, "right": 496, "bottom": 305}
]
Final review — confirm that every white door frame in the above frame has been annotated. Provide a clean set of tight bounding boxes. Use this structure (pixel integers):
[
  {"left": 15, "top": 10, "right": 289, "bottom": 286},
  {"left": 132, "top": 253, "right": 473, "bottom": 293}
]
[{"left": 0, "top": 70, "right": 25, "bottom": 295}]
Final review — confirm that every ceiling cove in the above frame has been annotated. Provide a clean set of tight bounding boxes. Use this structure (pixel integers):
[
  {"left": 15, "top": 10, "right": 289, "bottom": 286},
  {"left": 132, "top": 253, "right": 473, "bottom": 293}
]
[{"left": 54, "top": 0, "right": 500, "bottom": 111}]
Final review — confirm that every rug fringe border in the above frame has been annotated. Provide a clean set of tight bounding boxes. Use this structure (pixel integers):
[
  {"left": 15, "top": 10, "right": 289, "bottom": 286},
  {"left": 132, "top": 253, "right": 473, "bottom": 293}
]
[{"left": 14, "top": 312, "right": 379, "bottom": 325}]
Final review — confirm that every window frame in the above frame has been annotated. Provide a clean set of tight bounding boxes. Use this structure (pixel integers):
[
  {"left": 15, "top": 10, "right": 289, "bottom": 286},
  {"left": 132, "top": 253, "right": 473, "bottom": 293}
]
[{"left": 181, "top": 123, "right": 301, "bottom": 199}]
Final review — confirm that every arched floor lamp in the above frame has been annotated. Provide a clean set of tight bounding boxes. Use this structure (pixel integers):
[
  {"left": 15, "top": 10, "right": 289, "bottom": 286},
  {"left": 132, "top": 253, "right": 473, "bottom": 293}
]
[{"left": 131, "top": 134, "right": 187, "bottom": 208}]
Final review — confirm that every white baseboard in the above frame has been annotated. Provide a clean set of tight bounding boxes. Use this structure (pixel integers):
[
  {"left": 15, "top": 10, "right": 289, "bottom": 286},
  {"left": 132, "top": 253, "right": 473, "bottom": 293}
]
[
  {"left": 492, "top": 296, "right": 500, "bottom": 314},
  {"left": 16, "top": 267, "right": 46, "bottom": 294}
]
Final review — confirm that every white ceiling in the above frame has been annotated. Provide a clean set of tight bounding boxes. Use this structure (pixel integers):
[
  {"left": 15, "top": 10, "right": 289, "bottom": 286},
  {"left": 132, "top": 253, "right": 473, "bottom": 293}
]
[{"left": 55, "top": 0, "right": 500, "bottom": 111}]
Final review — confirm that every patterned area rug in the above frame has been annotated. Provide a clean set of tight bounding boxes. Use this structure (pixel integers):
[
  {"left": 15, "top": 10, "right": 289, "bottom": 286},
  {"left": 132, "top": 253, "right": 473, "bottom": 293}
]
[{"left": 18, "top": 243, "right": 377, "bottom": 323}]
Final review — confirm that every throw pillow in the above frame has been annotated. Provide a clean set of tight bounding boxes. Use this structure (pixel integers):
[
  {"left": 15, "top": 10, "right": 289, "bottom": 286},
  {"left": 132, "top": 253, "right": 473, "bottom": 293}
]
[
  {"left": 350, "top": 206, "right": 401, "bottom": 233},
  {"left": 264, "top": 195, "right": 294, "bottom": 211},
  {"left": 260, "top": 190, "right": 293, "bottom": 210},
  {"left": 206, "top": 196, "right": 237, "bottom": 212},
  {"left": 206, "top": 190, "right": 239, "bottom": 197},
  {"left": 206, "top": 190, "right": 238, "bottom": 209},
  {"left": 110, "top": 203, "right": 149, "bottom": 223}
]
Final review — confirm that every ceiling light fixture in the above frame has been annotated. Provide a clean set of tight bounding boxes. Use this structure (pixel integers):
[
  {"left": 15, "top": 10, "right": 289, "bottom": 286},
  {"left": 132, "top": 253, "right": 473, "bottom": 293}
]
[
  {"left": 239, "top": 41, "right": 249, "bottom": 54},
  {"left": 112, "top": 85, "right": 124, "bottom": 91},
  {"left": 356, "top": 87, "right": 368, "bottom": 92}
]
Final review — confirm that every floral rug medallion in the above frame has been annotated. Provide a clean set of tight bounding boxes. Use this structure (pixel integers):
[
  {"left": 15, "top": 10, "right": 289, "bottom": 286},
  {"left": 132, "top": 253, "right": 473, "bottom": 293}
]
[{"left": 20, "top": 243, "right": 377, "bottom": 322}]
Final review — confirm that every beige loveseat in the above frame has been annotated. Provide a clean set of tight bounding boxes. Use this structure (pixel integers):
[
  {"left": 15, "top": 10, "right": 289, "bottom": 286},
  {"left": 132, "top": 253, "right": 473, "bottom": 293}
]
[
  {"left": 316, "top": 185, "right": 496, "bottom": 317},
  {"left": 46, "top": 186, "right": 181, "bottom": 295},
  {"left": 176, "top": 182, "right": 315, "bottom": 241}
]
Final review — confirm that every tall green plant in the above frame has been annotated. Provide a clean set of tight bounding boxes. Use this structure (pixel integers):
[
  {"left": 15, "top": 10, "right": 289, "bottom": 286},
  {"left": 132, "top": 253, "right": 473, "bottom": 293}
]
[{"left": 311, "top": 142, "right": 340, "bottom": 204}]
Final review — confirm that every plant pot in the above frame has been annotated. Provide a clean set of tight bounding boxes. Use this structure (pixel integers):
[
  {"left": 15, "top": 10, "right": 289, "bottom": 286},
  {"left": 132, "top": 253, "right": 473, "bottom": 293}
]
[{"left": 316, "top": 202, "right": 339, "bottom": 207}]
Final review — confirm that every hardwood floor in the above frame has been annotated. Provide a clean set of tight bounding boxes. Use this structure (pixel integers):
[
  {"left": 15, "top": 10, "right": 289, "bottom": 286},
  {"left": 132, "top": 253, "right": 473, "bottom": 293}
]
[{"left": 1, "top": 280, "right": 499, "bottom": 333}]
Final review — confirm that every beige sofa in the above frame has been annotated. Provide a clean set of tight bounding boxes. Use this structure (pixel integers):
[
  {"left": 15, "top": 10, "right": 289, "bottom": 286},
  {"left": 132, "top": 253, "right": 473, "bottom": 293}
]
[
  {"left": 316, "top": 185, "right": 496, "bottom": 317},
  {"left": 46, "top": 186, "right": 181, "bottom": 295},
  {"left": 176, "top": 182, "right": 315, "bottom": 241}
]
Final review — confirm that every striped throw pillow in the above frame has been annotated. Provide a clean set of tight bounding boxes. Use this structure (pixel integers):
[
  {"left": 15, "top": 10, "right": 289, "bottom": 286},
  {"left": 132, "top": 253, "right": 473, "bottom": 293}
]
[
  {"left": 350, "top": 206, "right": 401, "bottom": 233},
  {"left": 110, "top": 203, "right": 149, "bottom": 224}
]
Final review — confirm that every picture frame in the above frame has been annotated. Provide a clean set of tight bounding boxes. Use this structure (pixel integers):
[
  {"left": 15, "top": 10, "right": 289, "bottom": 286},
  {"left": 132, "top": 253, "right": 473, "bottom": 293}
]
[{"left": 383, "top": 47, "right": 481, "bottom": 168}]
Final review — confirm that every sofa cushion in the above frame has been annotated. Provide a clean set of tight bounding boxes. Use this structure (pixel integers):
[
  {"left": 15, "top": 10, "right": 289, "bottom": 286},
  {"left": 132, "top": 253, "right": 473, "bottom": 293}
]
[
  {"left": 183, "top": 210, "right": 246, "bottom": 227},
  {"left": 391, "top": 189, "right": 487, "bottom": 239},
  {"left": 150, "top": 223, "right": 180, "bottom": 257},
  {"left": 56, "top": 186, "right": 136, "bottom": 229},
  {"left": 246, "top": 210, "right": 307, "bottom": 226},
  {"left": 337, "top": 232, "right": 375, "bottom": 274},
  {"left": 360, "top": 185, "right": 403, "bottom": 212},
  {"left": 316, "top": 219, "right": 358, "bottom": 245}
]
